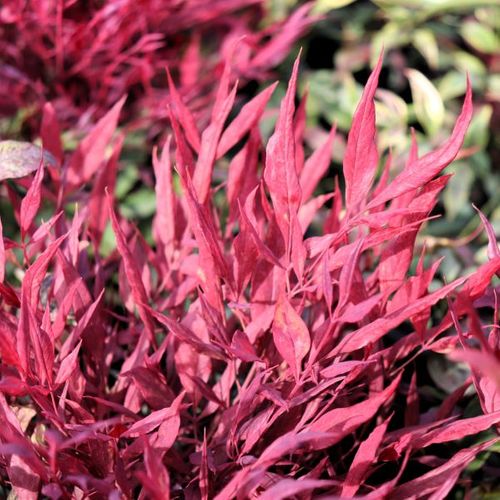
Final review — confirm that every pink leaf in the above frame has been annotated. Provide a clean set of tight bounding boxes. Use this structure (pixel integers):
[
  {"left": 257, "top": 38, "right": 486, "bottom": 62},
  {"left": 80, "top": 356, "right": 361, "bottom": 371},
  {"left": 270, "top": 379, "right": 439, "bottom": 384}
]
[
  {"left": 217, "top": 82, "right": 278, "bottom": 158},
  {"left": 166, "top": 67, "right": 201, "bottom": 152},
  {"left": 152, "top": 136, "right": 176, "bottom": 252},
  {"left": 67, "top": 96, "right": 126, "bottom": 188},
  {"left": 368, "top": 79, "right": 473, "bottom": 209},
  {"left": 272, "top": 293, "right": 311, "bottom": 381},
  {"left": 332, "top": 277, "right": 466, "bottom": 355},
  {"left": 300, "top": 125, "right": 335, "bottom": 202},
  {"left": 108, "top": 194, "right": 156, "bottom": 342},
  {"left": 20, "top": 162, "right": 44, "bottom": 239},
  {"left": 192, "top": 81, "right": 238, "bottom": 203},
  {"left": 343, "top": 53, "right": 383, "bottom": 213},
  {"left": 263, "top": 54, "right": 306, "bottom": 278},
  {"left": 55, "top": 340, "right": 82, "bottom": 386},
  {"left": 342, "top": 416, "right": 391, "bottom": 497},
  {"left": 40, "top": 102, "right": 63, "bottom": 164},
  {"left": 391, "top": 439, "right": 496, "bottom": 500}
]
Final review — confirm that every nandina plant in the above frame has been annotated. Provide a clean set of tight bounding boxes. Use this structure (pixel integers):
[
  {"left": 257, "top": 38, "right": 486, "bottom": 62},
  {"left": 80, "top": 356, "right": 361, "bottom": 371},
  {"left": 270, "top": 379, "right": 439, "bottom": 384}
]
[{"left": 0, "top": 53, "right": 499, "bottom": 499}]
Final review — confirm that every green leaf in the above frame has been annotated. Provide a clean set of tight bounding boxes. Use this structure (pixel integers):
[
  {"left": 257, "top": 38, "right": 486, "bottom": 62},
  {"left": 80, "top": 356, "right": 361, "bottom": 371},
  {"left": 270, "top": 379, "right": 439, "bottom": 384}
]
[
  {"left": 99, "top": 222, "right": 116, "bottom": 258},
  {"left": 371, "top": 22, "right": 410, "bottom": 66},
  {"left": 412, "top": 29, "right": 439, "bottom": 69},
  {"left": 452, "top": 51, "right": 487, "bottom": 76},
  {"left": 487, "top": 73, "right": 500, "bottom": 101},
  {"left": 461, "top": 20, "right": 500, "bottom": 54},
  {"left": 406, "top": 69, "right": 445, "bottom": 135},
  {"left": 443, "top": 162, "right": 474, "bottom": 220},
  {"left": 437, "top": 71, "right": 468, "bottom": 101},
  {"left": 121, "top": 187, "right": 156, "bottom": 219},
  {"left": 313, "top": 0, "right": 357, "bottom": 14},
  {"left": 464, "top": 104, "right": 492, "bottom": 149},
  {"left": 115, "top": 163, "right": 139, "bottom": 199},
  {"left": 375, "top": 89, "right": 408, "bottom": 128},
  {"left": 306, "top": 71, "right": 362, "bottom": 131}
]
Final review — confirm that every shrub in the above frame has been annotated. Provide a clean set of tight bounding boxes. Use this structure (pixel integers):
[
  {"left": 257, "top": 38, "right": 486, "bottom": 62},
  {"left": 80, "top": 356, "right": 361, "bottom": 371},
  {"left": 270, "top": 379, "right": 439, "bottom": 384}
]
[{"left": 0, "top": 53, "right": 499, "bottom": 498}]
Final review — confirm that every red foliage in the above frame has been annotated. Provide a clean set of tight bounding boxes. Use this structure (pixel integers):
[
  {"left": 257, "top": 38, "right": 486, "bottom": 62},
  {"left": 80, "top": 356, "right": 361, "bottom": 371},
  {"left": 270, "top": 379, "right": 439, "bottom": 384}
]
[
  {"left": 0, "top": 52, "right": 499, "bottom": 499},
  {"left": 0, "top": 0, "right": 314, "bottom": 136}
]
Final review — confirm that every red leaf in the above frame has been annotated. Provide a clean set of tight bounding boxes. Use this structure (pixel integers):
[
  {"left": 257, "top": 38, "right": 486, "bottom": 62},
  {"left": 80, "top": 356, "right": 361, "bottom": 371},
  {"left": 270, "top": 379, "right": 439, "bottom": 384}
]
[
  {"left": 8, "top": 454, "right": 40, "bottom": 500},
  {"left": 227, "top": 129, "right": 260, "bottom": 223},
  {"left": 20, "top": 163, "right": 44, "bottom": 239},
  {"left": 55, "top": 340, "right": 82, "bottom": 386},
  {"left": 272, "top": 293, "right": 311, "bottom": 381},
  {"left": 200, "top": 433, "right": 209, "bottom": 500},
  {"left": 108, "top": 195, "right": 156, "bottom": 343},
  {"left": 474, "top": 205, "right": 500, "bottom": 262},
  {"left": 450, "top": 349, "right": 500, "bottom": 412},
  {"left": 166, "top": 67, "right": 201, "bottom": 152},
  {"left": 336, "top": 237, "right": 364, "bottom": 314},
  {"left": 250, "top": 4, "right": 314, "bottom": 70},
  {"left": 368, "top": 79, "right": 473, "bottom": 209},
  {"left": 294, "top": 87, "right": 308, "bottom": 175},
  {"left": 40, "top": 102, "right": 63, "bottom": 165},
  {"left": 22, "top": 234, "right": 67, "bottom": 308},
  {"left": 67, "top": 96, "right": 126, "bottom": 188},
  {"left": 192, "top": 81, "right": 238, "bottom": 203},
  {"left": 88, "top": 133, "right": 124, "bottom": 247},
  {"left": 342, "top": 416, "right": 391, "bottom": 497},
  {"left": 320, "top": 360, "right": 371, "bottom": 379},
  {"left": 391, "top": 439, "right": 496, "bottom": 500},
  {"left": 122, "top": 393, "right": 184, "bottom": 438},
  {"left": 404, "top": 370, "right": 419, "bottom": 427},
  {"left": 300, "top": 125, "right": 335, "bottom": 202},
  {"left": 217, "top": 82, "right": 278, "bottom": 158},
  {"left": 152, "top": 136, "right": 176, "bottom": 253},
  {"left": 229, "top": 330, "right": 262, "bottom": 363},
  {"left": 234, "top": 193, "right": 282, "bottom": 294},
  {"left": 332, "top": 277, "right": 466, "bottom": 355},
  {"left": 259, "top": 479, "right": 337, "bottom": 500},
  {"left": 378, "top": 175, "right": 449, "bottom": 296},
  {"left": 412, "top": 411, "right": 500, "bottom": 450},
  {"left": 0, "top": 315, "right": 21, "bottom": 371},
  {"left": 18, "top": 294, "right": 53, "bottom": 386},
  {"left": 178, "top": 169, "right": 231, "bottom": 311},
  {"left": 343, "top": 53, "right": 383, "bottom": 213},
  {"left": 123, "top": 366, "right": 174, "bottom": 410},
  {"left": 263, "top": 54, "right": 306, "bottom": 278},
  {"left": 308, "top": 374, "right": 401, "bottom": 446},
  {"left": 256, "top": 430, "right": 335, "bottom": 467},
  {"left": 148, "top": 306, "right": 226, "bottom": 360},
  {"left": 137, "top": 441, "right": 171, "bottom": 500}
]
